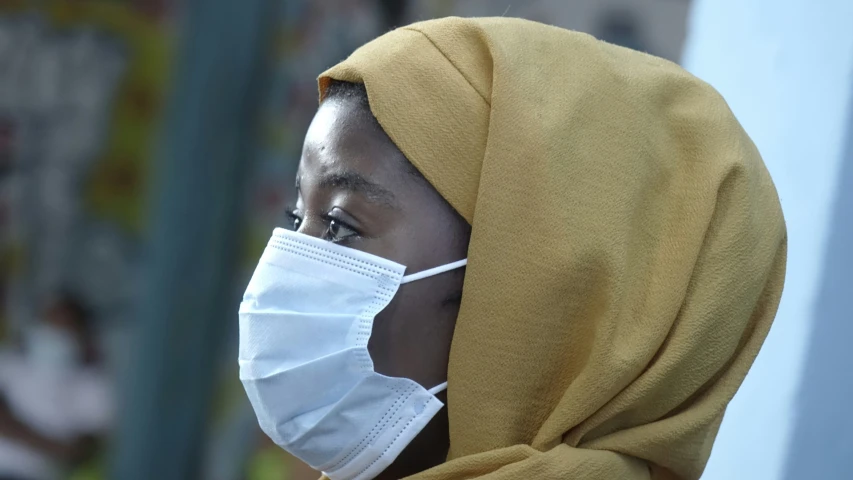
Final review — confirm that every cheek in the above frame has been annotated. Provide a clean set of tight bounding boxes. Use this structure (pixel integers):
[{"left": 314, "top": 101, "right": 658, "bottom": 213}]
[
  {"left": 360, "top": 186, "right": 469, "bottom": 385},
  {"left": 375, "top": 215, "right": 466, "bottom": 272},
  {"left": 367, "top": 278, "right": 459, "bottom": 387}
]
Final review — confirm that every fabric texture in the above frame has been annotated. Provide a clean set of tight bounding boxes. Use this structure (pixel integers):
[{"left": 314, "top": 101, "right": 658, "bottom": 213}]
[{"left": 319, "top": 17, "right": 786, "bottom": 480}]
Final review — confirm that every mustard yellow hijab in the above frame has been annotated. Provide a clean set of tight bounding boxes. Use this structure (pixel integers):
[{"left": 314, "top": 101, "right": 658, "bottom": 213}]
[{"left": 319, "top": 17, "right": 786, "bottom": 480}]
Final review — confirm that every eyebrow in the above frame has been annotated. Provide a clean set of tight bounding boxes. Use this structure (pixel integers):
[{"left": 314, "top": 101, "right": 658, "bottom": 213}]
[{"left": 297, "top": 171, "right": 399, "bottom": 209}]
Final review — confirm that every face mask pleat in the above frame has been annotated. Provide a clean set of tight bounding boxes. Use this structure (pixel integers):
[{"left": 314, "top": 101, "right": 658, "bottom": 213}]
[
  {"left": 244, "top": 265, "right": 390, "bottom": 317},
  {"left": 238, "top": 311, "right": 357, "bottom": 365},
  {"left": 242, "top": 346, "right": 371, "bottom": 416},
  {"left": 284, "top": 375, "right": 423, "bottom": 471}
]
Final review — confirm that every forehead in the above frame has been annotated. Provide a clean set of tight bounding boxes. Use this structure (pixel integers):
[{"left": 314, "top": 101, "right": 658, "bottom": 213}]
[{"left": 299, "top": 98, "right": 406, "bottom": 188}]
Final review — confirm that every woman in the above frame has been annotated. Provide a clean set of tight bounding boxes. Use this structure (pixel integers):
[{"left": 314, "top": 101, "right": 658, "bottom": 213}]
[{"left": 238, "top": 17, "right": 786, "bottom": 480}]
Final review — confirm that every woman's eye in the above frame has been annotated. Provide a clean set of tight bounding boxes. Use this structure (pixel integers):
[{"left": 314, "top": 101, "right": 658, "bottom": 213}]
[
  {"left": 326, "top": 219, "right": 358, "bottom": 242},
  {"left": 285, "top": 210, "right": 302, "bottom": 231}
]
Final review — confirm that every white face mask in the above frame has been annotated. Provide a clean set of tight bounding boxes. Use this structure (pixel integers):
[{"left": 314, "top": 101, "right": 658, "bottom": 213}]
[{"left": 239, "top": 228, "right": 466, "bottom": 480}]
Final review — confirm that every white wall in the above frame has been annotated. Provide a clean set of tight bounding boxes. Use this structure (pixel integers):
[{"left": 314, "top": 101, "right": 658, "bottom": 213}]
[{"left": 682, "top": 1, "right": 853, "bottom": 478}]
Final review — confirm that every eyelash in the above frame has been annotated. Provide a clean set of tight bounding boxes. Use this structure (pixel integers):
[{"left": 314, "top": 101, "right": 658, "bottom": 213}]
[
  {"left": 284, "top": 209, "right": 302, "bottom": 230},
  {"left": 284, "top": 208, "right": 361, "bottom": 244}
]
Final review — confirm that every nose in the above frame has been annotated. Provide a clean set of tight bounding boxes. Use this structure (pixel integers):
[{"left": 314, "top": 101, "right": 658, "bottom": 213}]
[{"left": 295, "top": 213, "right": 326, "bottom": 239}]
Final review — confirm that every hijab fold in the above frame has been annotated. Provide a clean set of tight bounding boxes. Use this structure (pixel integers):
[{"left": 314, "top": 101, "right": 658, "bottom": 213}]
[{"left": 320, "top": 17, "right": 786, "bottom": 480}]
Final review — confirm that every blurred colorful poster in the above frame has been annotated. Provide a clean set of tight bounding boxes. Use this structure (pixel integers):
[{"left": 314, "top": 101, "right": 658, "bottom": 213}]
[{"left": 0, "top": 0, "right": 170, "bottom": 332}]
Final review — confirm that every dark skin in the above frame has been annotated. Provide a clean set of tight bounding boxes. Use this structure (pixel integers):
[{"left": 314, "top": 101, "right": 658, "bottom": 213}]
[{"left": 290, "top": 95, "right": 471, "bottom": 479}]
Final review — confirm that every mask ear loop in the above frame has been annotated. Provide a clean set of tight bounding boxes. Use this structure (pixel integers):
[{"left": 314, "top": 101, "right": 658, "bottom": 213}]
[
  {"left": 401, "top": 259, "right": 468, "bottom": 284},
  {"left": 428, "top": 382, "right": 448, "bottom": 396},
  {"left": 403, "top": 259, "right": 464, "bottom": 398}
]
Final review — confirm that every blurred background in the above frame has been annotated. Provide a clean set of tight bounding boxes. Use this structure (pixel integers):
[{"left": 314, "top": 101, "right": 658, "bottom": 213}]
[{"left": 0, "top": 0, "right": 850, "bottom": 479}]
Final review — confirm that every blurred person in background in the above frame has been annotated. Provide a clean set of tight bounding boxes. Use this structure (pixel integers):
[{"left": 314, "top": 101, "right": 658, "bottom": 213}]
[
  {"left": 238, "top": 17, "right": 786, "bottom": 480},
  {"left": 0, "top": 292, "right": 113, "bottom": 480}
]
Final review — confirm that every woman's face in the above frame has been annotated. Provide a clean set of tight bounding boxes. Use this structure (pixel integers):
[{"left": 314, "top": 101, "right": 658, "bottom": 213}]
[{"left": 290, "top": 95, "right": 471, "bottom": 477}]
